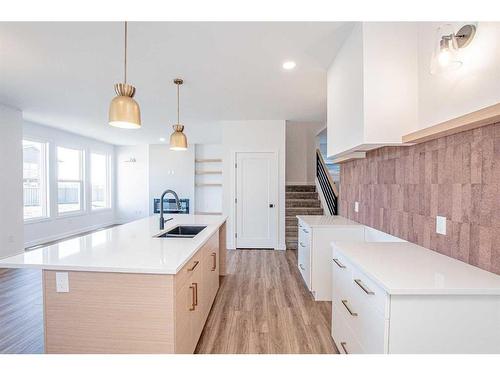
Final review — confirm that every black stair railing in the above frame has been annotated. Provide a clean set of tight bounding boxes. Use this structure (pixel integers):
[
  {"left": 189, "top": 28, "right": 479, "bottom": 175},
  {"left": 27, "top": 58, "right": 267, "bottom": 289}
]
[{"left": 316, "top": 149, "right": 338, "bottom": 215}]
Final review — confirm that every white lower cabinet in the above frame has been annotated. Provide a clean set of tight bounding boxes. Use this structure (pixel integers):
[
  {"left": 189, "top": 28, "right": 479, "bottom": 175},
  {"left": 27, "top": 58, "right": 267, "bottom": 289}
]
[{"left": 331, "top": 243, "right": 500, "bottom": 354}]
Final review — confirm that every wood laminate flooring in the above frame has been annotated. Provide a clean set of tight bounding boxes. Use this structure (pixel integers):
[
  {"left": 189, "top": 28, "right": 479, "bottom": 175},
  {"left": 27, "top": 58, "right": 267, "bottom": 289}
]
[
  {"left": 195, "top": 249, "right": 338, "bottom": 354},
  {"left": 0, "top": 249, "right": 337, "bottom": 354},
  {"left": 0, "top": 268, "right": 44, "bottom": 354}
]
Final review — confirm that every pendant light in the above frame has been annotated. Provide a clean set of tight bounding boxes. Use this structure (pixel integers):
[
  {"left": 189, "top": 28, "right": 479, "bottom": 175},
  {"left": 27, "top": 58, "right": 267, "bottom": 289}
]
[
  {"left": 109, "top": 21, "right": 141, "bottom": 129},
  {"left": 170, "top": 78, "right": 188, "bottom": 151}
]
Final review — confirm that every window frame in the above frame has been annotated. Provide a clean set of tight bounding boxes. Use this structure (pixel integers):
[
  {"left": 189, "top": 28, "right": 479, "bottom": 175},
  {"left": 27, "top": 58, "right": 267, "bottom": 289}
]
[
  {"left": 90, "top": 151, "right": 112, "bottom": 211},
  {"left": 22, "top": 137, "right": 50, "bottom": 223},
  {"left": 56, "top": 146, "right": 85, "bottom": 216}
]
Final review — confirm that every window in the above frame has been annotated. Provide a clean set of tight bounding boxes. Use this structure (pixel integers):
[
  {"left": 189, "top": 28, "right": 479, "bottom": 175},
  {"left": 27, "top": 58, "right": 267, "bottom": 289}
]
[
  {"left": 57, "top": 146, "right": 84, "bottom": 214},
  {"left": 23, "top": 140, "right": 48, "bottom": 220},
  {"left": 91, "top": 153, "right": 110, "bottom": 210}
]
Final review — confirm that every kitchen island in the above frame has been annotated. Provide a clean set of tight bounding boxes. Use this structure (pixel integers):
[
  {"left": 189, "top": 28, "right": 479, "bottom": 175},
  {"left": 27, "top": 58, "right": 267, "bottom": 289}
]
[{"left": 0, "top": 215, "right": 227, "bottom": 354}]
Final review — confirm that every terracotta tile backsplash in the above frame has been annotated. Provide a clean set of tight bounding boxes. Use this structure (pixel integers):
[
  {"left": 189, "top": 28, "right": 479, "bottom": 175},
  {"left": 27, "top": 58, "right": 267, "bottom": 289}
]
[{"left": 339, "top": 122, "right": 500, "bottom": 275}]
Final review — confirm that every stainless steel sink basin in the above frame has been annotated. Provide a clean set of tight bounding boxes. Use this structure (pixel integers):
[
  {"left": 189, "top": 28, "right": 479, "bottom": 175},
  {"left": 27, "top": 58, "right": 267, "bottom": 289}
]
[{"left": 156, "top": 225, "right": 207, "bottom": 238}]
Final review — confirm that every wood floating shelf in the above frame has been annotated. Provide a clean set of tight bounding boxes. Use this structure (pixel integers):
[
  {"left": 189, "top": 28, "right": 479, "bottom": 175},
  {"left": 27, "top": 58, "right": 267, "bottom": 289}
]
[
  {"left": 332, "top": 152, "right": 366, "bottom": 164},
  {"left": 195, "top": 171, "right": 222, "bottom": 175},
  {"left": 195, "top": 183, "right": 223, "bottom": 187},
  {"left": 195, "top": 159, "right": 222, "bottom": 163},
  {"left": 403, "top": 102, "right": 500, "bottom": 144}
]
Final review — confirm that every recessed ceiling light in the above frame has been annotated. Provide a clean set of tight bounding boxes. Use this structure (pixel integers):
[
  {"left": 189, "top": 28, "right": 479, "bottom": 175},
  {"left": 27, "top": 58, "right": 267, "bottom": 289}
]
[
  {"left": 159, "top": 137, "right": 166, "bottom": 142},
  {"left": 282, "top": 61, "right": 296, "bottom": 70}
]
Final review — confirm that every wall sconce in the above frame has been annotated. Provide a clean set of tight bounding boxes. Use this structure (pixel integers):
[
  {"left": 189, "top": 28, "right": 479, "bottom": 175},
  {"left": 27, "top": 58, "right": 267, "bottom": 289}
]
[{"left": 430, "top": 24, "right": 476, "bottom": 74}]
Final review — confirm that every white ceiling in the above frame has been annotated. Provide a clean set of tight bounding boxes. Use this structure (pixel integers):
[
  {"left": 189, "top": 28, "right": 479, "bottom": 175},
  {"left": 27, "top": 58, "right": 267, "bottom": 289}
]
[{"left": 0, "top": 22, "right": 354, "bottom": 145}]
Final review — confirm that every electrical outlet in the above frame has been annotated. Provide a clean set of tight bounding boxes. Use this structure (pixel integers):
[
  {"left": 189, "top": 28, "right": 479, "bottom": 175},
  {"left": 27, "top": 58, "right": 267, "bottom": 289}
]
[
  {"left": 354, "top": 202, "right": 359, "bottom": 213},
  {"left": 436, "top": 216, "right": 447, "bottom": 235},
  {"left": 55, "top": 272, "right": 69, "bottom": 293}
]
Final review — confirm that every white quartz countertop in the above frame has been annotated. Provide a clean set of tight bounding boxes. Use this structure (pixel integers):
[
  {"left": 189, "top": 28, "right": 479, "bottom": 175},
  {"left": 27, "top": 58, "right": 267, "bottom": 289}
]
[
  {"left": 332, "top": 241, "right": 500, "bottom": 295},
  {"left": 0, "top": 215, "right": 227, "bottom": 275},
  {"left": 297, "top": 215, "right": 361, "bottom": 227}
]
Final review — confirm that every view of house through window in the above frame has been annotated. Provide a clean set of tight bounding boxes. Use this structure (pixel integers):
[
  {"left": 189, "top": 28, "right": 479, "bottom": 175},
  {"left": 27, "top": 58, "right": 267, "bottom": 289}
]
[
  {"left": 91, "top": 153, "right": 110, "bottom": 209},
  {"left": 23, "top": 140, "right": 48, "bottom": 220},
  {"left": 57, "top": 146, "right": 84, "bottom": 214}
]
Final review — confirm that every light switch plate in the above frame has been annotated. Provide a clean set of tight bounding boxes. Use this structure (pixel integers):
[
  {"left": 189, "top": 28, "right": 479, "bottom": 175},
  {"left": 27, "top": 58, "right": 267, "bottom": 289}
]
[
  {"left": 354, "top": 202, "right": 359, "bottom": 213},
  {"left": 436, "top": 216, "right": 446, "bottom": 235},
  {"left": 55, "top": 272, "right": 69, "bottom": 293}
]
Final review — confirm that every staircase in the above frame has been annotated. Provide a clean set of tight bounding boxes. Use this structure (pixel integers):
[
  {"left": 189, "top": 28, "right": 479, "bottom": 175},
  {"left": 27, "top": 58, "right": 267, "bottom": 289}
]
[{"left": 285, "top": 185, "right": 323, "bottom": 250}]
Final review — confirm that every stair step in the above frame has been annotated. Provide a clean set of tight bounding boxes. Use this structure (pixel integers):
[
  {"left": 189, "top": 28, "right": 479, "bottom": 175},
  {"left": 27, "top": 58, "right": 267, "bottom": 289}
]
[
  {"left": 286, "top": 185, "right": 316, "bottom": 192},
  {"left": 286, "top": 240, "right": 298, "bottom": 250},
  {"left": 286, "top": 199, "right": 321, "bottom": 208},
  {"left": 286, "top": 192, "right": 318, "bottom": 199},
  {"left": 286, "top": 217, "right": 298, "bottom": 226},
  {"left": 286, "top": 225, "right": 298, "bottom": 234},
  {"left": 286, "top": 207, "right": 324, "bottom": 216}
]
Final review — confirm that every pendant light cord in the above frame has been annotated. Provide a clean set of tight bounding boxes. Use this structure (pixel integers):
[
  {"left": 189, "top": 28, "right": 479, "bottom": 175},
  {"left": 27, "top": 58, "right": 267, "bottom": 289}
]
[
  {"left": 124, "top": 21, "right": 128, "bottom": 84},
  {"left": 177, "top": 82, "right": 180, "bottom": 124}
]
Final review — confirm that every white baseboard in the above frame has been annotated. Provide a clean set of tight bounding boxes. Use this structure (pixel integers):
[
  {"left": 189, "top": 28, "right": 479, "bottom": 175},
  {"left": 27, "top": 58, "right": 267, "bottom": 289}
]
[{"left": 24, "top": 221, "right": 117, "bottom": 248}]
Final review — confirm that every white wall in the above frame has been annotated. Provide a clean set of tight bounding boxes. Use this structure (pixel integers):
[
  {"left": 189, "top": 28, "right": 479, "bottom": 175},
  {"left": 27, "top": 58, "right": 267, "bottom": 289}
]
[
  {"left": 285, "top": 121, "right": 324, "bottom": 185},
  {"left": 148, "top": 144, "right": 195, "bottom": 215},
  {"left": 23, "top": 121, "right": 116, "bottom": 247},
  {"left": 115, "top": 145, "right": 149, "bottom": 223},
  {"left": 222, "top": 120, "right": 286, "bottom": 250},
  {"left": 0, "top": 104, "right": 24, "bottom": 259},
  {"left": 327, "top": 23, "right": 364, "bottom": 157},
  {"left": 418, "top": 22, "right": 500, "bottom": 129}
]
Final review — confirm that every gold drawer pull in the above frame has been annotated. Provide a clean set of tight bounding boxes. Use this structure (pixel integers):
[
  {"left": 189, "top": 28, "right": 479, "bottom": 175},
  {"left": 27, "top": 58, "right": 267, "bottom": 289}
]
[
  {"left": 340, "top": 342, "right": 349, "bottom": 354},
  {"left": 193, "top": 282, "right": 198, "bottom": 306},
  {"left": 211, "top": 252, "right": 217, "bottom": 271},
  {"left": 341, "top": 299, "right": 358, "bottom": 316},
  {"left": 188, "top": 260, "right": 199, "bottom": 272},
  {"left": 189, "top": 283, "right": 196, "bottom": 311},
  {"left": 354, "top": 279, "right": 375, "bottom": 295},
  {"left": 333, "top": 258, "right": 346, "bottom": 268}
]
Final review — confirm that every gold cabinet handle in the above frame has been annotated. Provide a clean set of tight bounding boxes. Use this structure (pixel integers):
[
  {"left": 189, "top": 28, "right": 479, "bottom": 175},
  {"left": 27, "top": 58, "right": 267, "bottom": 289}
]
[
  {"left": 341, "top": 299, "right": 358, "bottom": 316},
  {"left": 193, "top": 282, "right": 198, "bottom": 306},
  {"left": 354, "top": 279, "right": 375, "bottom": 295},
  {"left": 340, "top": 342, "right": 349, "bottom": 354},
  {"left": 188, "top": 260, "right": 199, "bottom": 272},
  {"left": 333, "top": 258, "right": 346, "bottom": 268},
  {"left": 211, "top": 252, "right": 217, "bottom": 271},
  {"left": 189, "top": 283, "right": 196, "bottom": 311}
]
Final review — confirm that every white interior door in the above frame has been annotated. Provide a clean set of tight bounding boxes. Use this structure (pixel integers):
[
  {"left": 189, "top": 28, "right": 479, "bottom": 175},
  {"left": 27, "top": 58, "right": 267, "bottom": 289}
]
[{"left": 235, "top": 152, "right": 278, "bottom": 249}]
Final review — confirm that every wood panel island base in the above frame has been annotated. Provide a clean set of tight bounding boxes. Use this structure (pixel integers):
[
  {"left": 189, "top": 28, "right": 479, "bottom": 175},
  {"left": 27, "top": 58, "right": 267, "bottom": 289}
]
[{"left": 0, "top": 215, "right": 227, "bottom": 354}]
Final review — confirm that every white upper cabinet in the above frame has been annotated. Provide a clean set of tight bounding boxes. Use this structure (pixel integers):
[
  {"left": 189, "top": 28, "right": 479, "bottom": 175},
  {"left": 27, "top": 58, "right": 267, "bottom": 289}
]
[{"left": 327, "top": 23, "right": 419, "bottom": 159}]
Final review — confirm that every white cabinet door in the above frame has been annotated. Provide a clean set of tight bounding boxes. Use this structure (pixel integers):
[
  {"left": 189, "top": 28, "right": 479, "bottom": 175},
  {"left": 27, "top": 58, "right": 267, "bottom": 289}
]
[{"left": 235, "top": 152, "right": 278, "bottom": 248}]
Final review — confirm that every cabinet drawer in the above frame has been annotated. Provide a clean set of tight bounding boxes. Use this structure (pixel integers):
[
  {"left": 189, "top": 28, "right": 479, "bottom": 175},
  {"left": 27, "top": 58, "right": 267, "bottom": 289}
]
[
  {"left": 350, "top": 266, "right": 388, "bottom": 317},
  {"left": 332, "top": 251, "right": 352, "bottom": 300},
  {"left": 333, "top": 295, "right": 386, "bottom": 354},
  {"left": 298, "top": 238, "right": 311, "bottom": 290},
  {"left": 331, "top": 306, "right": 364, "bottom": 354}
]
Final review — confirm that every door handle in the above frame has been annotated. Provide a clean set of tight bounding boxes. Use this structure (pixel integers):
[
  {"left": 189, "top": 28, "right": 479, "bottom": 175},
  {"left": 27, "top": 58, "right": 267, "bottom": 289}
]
[
  {"left": 211, "top": 252, "right": 217, "bottom": 271},
  {"left": 340, "top": 342, "right": 349, "bottom": 354},
  {"left": 269, "top": 204, "right": 274, "bottom": 208},
  {"left": 341, "top": 299, "right": 358, "bottom": 316}
]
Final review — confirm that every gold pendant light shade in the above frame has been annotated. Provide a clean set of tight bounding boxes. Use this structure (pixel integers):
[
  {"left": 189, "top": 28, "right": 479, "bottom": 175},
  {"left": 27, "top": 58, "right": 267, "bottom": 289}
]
[
  {"left": 109, "top": 83, "right": 141, "bottom": 129},
  {"left": 170, "top": 78, "right": 188, "bottom": 151},
  {"left": 170, "top": 124, "right": 188, "bottom": 150},
  {"left": 109, "top": 22, "right": 141, "bottom": 129}
]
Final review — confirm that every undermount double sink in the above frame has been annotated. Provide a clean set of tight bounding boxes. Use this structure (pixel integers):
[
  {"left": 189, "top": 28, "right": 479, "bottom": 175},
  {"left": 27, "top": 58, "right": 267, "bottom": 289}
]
[{"left": 156, "top": 225, "right": 207, "bottom": 239}]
